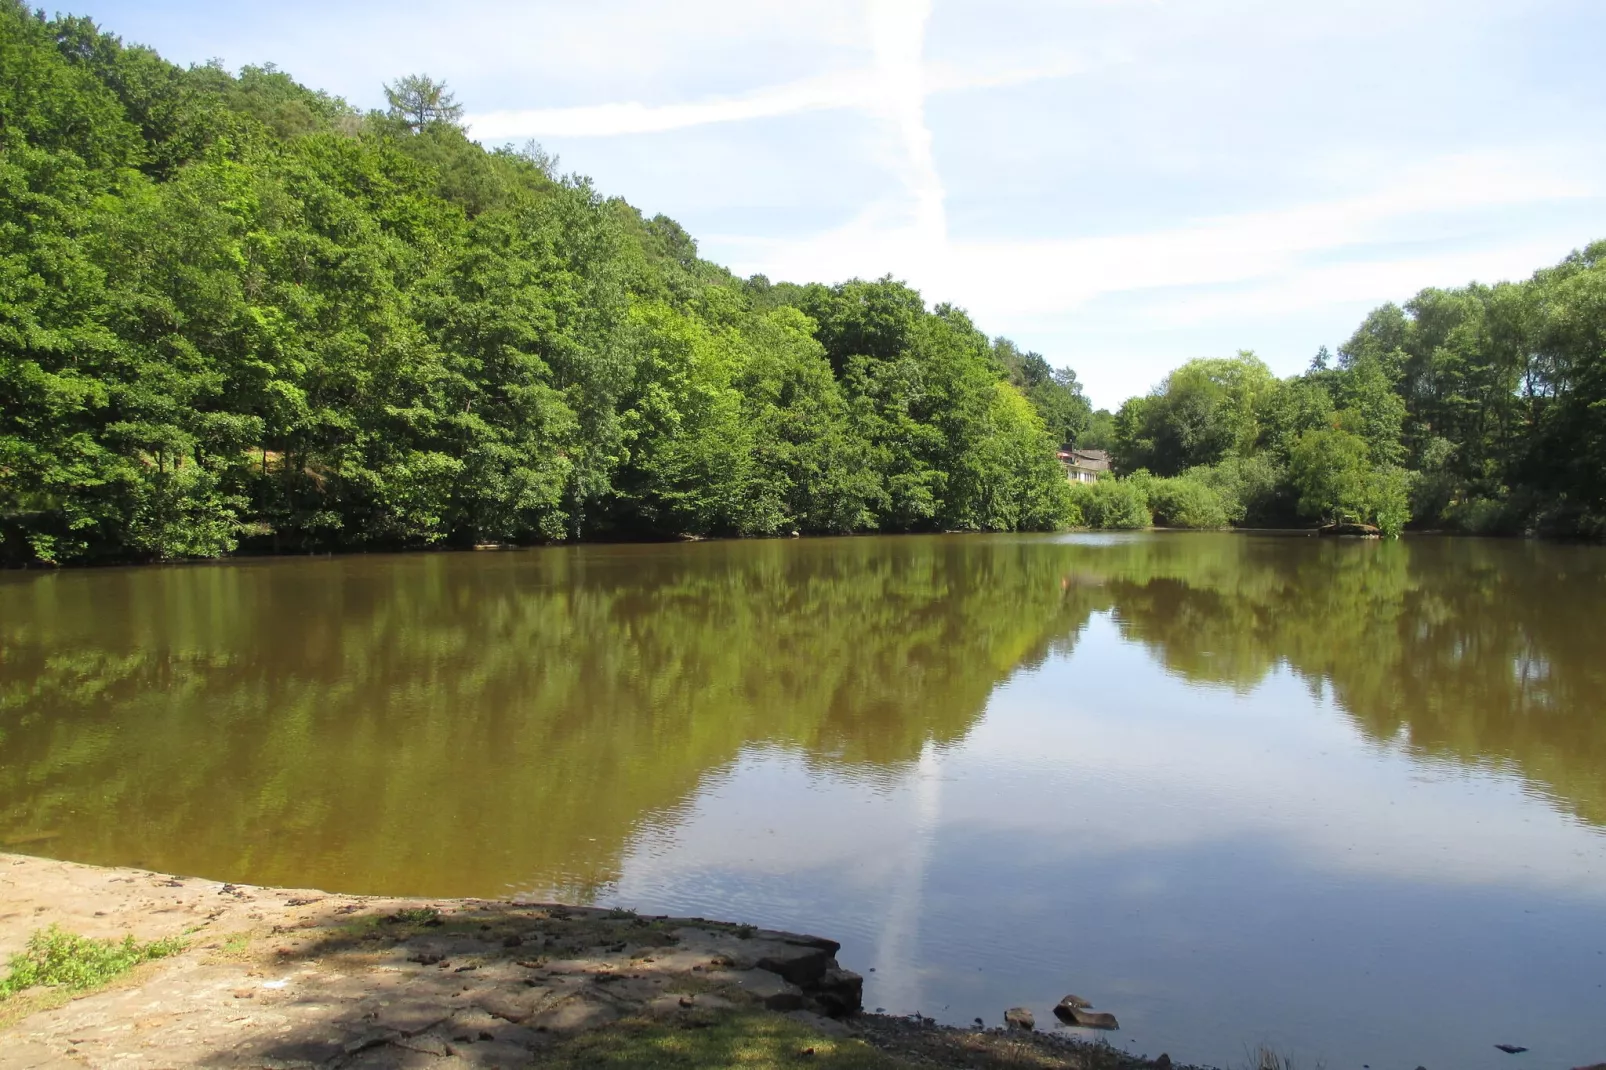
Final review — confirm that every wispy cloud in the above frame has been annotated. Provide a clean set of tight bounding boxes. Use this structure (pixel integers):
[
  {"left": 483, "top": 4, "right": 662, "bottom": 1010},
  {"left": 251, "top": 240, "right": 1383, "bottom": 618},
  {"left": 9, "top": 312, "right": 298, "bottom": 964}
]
[
  {"left": 712, "top": 150, "right": 1598, "bottom": 317},
  {"left": 459, "top": 31, "right": 1079, "bottom": 141},
  {"left": 467, "top": 70, "right": 881, "bottom": 140}
]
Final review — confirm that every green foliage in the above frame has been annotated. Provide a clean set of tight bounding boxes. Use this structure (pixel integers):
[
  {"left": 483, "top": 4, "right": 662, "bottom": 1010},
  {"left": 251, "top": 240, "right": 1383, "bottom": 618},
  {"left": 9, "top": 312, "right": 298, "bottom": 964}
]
[
  {"left": 1067, "top": 477, "right": 1151, "bottom": 529},
  {"left": 1288, "top": 427, "right": 1373, "bottom": 525},
  {"left": 1188, "top": 454, "right": 1289, "bottom": 526},
  {"left": 1098, "top": 237, "right": 1606, "bottom": 538},
  {"left": 1287, "top": 428, "right": 1415, "bottom": 534},
  {"left": 1113, "top": 352, "right": 1278, "bottom": 475},
  {"left": 1140, "top": 472, "right": 1232, "bottom": 529},
  {"left": 1079, "top": 407, "right": 1117, "bottom": 450},
  {"left": 0, "top": 10, "right": 1077, "bottom": 564},
  {"left": 0, "top": 926, "right": 184, "bottom": 999},
  {"left": 383, "top": 73, "right": 463, "bottom": 131}
]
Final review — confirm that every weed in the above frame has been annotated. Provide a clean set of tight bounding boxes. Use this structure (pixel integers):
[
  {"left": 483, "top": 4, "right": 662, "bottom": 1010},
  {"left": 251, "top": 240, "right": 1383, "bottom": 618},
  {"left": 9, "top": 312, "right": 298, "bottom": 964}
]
[
  {"left": 387, "top": 906, "right": 442, "bottom": 926},
  {"left": 1246, "top": 1044, "right": 1324, "bottom": 1070},
  {"left": 0, "top": 926, "right": 185, "bottom": 1000}
]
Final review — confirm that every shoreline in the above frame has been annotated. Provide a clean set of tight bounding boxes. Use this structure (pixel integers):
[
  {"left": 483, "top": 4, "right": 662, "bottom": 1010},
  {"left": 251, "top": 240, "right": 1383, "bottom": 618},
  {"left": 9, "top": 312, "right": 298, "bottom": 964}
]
[
  {"left": 0, "top": 853, "right": 1180, "bottom": 1070},
  {"left": 4, "top": 524, "right": 1597, "bottom": 572}
]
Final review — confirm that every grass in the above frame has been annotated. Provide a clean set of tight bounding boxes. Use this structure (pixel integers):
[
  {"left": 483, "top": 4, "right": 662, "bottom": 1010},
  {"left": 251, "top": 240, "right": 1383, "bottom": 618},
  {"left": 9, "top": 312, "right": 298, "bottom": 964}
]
[
  {"left": 1246, "top": 1045, "right": 1323, "bottom": 1070},
  {"left": 530, "top": 1011, "right": 904, "bottom": 1070},
  {"left": 0, "top": 925, "right": 185, "bottom": 1001}
]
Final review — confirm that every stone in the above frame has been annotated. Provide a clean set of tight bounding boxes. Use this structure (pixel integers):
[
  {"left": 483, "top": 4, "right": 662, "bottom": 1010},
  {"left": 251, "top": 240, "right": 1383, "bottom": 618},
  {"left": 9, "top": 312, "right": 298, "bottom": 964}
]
[
  {"left": 1156, "top": 1054, "right": 1172, "bottom": 1070},
  {"left": 372, "top": 998, "right": 453, "bottom": 1036},
  {"left": 394, "top": 1033, "right": 452, "bottom": 1057},
  {"left": 342, "top": 1027, "right": 403, "bottom": 1054},
  {"left": 754, "top": 942, "right": 834, "bottom": 985},
  {"left": 1495, "top": 1045, "right": 1529, "bottom": 1055},
  {"left": 723, "top": 968, "right": 808, "bottom": 1011},
  {"left": 527, "top": 996, "right": 620, "bottom": 1034},
  {"left": 1055, "top": 1004, "right": 1119, "bottom": 1030},
  {"left": 813, "top": 967, "right": 864, "bottom": 1017},
  {"left": 472, "top": 989, "right": 544, "bottom": 1023},
  {"left": 1057, "top": 993, "right": 1092, "bottom": 1010},
  {"left": 1004, "top": 1007, "right": 1035, "bottom": 1031}
]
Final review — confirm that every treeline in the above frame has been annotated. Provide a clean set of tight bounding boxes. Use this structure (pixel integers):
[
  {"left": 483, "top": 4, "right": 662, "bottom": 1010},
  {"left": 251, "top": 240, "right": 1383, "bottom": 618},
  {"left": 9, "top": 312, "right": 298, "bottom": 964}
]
[
  {"left": 0, "top": 4, "right": 1089, "bottom": 564},
  {"left": 1079, "top": 242, "right": 1606, "bottom": 537}
]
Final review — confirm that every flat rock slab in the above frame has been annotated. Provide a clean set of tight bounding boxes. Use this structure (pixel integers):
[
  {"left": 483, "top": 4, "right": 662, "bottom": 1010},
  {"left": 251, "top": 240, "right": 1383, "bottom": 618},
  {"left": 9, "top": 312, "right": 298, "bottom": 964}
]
[{"left": 0, "top": 852, "right": 858, "bottom": 1069}]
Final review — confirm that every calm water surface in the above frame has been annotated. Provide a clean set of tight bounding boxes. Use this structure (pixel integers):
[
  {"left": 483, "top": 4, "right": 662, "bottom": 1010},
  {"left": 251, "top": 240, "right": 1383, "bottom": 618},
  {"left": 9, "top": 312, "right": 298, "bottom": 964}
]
[{"left": 3, "top": 534, "right": 1604, "bottom": 1068}]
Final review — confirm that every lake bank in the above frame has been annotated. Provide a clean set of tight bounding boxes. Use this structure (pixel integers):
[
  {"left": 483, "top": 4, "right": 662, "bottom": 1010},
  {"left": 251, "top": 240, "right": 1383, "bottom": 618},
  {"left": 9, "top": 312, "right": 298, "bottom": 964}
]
[{"left": 0, "top": 852, "right": 1175, "bottom": 1070}]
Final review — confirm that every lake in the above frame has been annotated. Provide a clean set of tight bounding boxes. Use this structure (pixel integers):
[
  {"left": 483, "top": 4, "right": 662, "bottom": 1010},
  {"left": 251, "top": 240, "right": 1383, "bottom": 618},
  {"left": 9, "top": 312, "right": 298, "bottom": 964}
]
[{"left": 2, "top": 533, "right": 1604, "bottom": 1068}]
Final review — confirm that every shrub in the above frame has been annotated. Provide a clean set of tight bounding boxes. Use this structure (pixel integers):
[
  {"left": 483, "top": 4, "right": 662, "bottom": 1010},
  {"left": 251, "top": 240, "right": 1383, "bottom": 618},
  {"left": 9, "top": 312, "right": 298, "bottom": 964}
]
[
  {"left": 1068, "top": 478, "right": 1151, "bottom": 529},
  {"left": 1189, "top": 454, "right": 1288, "bottom": 525},
  {"left": 1145, "top": 476, "right": 1231, "bottom": 529}
]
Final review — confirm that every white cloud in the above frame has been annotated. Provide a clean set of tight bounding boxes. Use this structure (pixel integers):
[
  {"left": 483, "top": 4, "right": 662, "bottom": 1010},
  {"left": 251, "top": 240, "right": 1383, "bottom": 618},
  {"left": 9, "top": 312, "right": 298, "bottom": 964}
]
[
  {"left": 711, "top": 150, "right": 1597, "bottom": 312},
  {"left": 465, "top": 51, "right": 1079, "bottom": 141},
  {"left": 467, "top": 70, "right": 885, "bottom": 140}
]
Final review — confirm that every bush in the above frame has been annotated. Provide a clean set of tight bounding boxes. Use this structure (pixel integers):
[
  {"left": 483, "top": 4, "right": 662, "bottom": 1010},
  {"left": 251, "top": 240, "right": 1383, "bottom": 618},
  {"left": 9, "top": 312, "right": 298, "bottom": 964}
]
[
  {"left": 1188, "top": 454, "right": 1289, "bottom": 525},
  {"left": 1068, "top": 478, "right": 1151, "bottom": 529},
  {"left": 1145, "top": 476, "right": 1231, "bottom": 529}
]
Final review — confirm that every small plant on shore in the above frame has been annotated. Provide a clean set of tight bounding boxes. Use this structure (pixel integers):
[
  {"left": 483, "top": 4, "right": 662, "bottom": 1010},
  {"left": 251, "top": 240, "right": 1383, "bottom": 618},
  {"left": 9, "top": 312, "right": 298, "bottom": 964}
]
[
  {"left": 1246, "top": 1044, "right": 1324, "bottom": 1070},
  {"left": 387, "top": 906, "right": 442, "bottom": 926},
  {"left": 0, "top": 926, "right": 185, "bottom": 1000}
]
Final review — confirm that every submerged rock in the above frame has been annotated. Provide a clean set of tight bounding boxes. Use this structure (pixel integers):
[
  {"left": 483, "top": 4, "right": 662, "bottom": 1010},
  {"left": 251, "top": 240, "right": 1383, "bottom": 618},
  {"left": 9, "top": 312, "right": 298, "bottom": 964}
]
[
  {"left": 1495, "top": 1044, "right": 1529, "bottom": 1055},
  {"left": 1053, "top": 1001, "right": 1119, "bottom": 1030},
  {"left": 1004, "top": 1007, "right": 1035, "bottom": 1031}
]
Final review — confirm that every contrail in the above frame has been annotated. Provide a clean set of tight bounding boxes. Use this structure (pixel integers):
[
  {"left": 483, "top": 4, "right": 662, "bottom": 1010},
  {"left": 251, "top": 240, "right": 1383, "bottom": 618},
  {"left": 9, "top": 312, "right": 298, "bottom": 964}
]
[{"left": 868, "top": 0, "right": 946, "bottom": 245}]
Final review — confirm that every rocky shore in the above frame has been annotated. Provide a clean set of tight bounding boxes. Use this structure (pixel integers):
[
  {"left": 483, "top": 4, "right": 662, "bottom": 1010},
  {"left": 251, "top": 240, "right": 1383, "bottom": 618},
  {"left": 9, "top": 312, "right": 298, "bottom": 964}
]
[{"left": 0, "top": 853, "right": 1178, "bottom": 1070}]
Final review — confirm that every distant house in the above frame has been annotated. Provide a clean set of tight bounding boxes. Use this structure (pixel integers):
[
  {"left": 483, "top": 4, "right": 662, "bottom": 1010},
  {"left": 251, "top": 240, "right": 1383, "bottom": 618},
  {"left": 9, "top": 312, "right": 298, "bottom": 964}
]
[{"left": 1057, "top": 448, "right": 1111, "bottom": 484}]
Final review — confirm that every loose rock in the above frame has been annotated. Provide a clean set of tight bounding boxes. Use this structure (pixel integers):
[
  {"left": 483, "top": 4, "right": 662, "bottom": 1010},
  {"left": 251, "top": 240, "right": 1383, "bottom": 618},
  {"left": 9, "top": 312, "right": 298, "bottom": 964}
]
[
  {"left": 1004, "top": 1006, "right": 1035, "bottom": 1031},
  {"left": 1054, "top": 1003, "right": 1120, "bottom": 1030}
]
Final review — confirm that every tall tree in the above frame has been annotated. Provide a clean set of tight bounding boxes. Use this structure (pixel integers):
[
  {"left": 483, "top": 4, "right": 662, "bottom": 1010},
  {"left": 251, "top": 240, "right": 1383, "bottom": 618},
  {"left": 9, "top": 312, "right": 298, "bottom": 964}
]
[{"left": 383, "top": 74, "right": 463, "bottom": 131}]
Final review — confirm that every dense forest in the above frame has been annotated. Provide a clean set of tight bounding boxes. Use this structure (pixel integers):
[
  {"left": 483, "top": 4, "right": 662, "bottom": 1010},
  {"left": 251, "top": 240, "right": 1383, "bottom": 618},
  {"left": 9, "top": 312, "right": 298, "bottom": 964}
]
[
  {"left": 3, "top": 4, "right": 1604, "bottom": 564},
  {"left": 1076, "top": 249, "right": 1606, "bottom": 537},
  {"left": 0, "top": 3, "right": 1088, "bottom": 564}
]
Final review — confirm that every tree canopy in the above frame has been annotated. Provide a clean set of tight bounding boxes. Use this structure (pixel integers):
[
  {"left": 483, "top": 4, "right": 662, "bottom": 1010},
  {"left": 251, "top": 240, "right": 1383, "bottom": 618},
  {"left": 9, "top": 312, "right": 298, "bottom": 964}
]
[
  {"left": 1087, "top": 254, "right": 1606, "bottom": 538},
  {"left": 2, "top": 2, "right": 1602, "bottom": 562},
  {"left": 0, "top": 5, "right": 1080, "bottom": 564}
]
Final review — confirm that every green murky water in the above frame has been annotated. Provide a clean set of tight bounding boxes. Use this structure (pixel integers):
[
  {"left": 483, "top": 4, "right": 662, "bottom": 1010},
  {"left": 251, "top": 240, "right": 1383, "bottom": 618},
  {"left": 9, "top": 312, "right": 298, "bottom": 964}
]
[{"left": 2, "top": 534, "right": 1604, "bottom": 1067}]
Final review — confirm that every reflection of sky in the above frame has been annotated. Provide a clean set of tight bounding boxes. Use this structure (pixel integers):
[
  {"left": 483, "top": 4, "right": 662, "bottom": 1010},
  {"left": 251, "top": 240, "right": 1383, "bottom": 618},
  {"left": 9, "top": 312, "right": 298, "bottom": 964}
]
[{"left": 606, "top": 613, "right": 1606, "bottom": 1070}]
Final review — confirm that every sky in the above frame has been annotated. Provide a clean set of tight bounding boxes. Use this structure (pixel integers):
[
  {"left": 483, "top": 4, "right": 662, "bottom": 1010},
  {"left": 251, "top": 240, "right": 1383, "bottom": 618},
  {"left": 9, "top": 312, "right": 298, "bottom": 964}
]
[{"left": 77, "top": 0, "right": 1606, "bottom": 407}]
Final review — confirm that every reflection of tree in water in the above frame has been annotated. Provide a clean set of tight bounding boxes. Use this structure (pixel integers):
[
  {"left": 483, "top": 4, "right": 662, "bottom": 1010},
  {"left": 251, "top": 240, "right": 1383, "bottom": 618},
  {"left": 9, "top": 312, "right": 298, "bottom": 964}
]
[
  {"left": 3, "top": 535, "right": 1602, "bottom": 899},
  {"left": 1083, "top": 536, "right": 1606, "bottom": 828},
  {"left": 0, "top": 538, "right": 1096, "bottom": 897}
]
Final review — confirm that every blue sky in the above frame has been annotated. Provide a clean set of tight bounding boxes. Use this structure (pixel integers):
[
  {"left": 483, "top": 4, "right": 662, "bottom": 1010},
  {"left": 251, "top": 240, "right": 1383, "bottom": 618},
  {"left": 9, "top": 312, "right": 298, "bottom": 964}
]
[{"left": 79, "top": 0, "right": 1606, "bottom": 407}]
